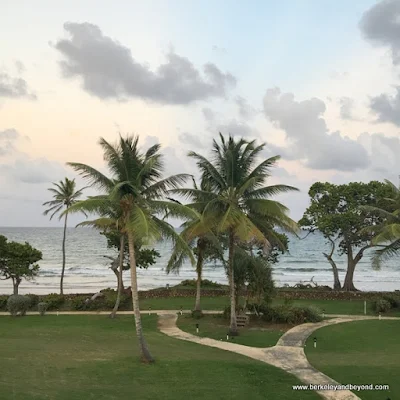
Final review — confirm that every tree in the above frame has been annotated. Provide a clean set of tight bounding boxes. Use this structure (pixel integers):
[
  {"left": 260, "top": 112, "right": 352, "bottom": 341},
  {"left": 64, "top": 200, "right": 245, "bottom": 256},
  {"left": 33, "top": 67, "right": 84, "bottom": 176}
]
[
  {"left": 102, "top": 229, "right": 160, "bottom": 291},
  {"left": 359, "top": 179, "right": 400, "bottom": 268},
  {"left": 167, "top": 177, "right": 224, "bottom": 312},
  {"left": 299, "top": 181, "right": 393, "bottom": 291},
  {"left": 171, "top": 134, "right": 298, "bottom": 335},
  {"left": 43, "top": 178, "right": 86, "bottom": 295},
  {"left": 0, "top": 235, "right": 42, "bottom": 294},
  {"left": 68, "top": 135, "right": 195, "bottom": 362}
]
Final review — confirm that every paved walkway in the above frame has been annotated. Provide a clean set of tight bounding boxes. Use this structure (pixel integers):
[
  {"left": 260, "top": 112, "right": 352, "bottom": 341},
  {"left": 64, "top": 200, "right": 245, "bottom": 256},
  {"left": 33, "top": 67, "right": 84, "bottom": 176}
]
[{"left": 158, "top": 314, "right": 393, "bottom": 400}]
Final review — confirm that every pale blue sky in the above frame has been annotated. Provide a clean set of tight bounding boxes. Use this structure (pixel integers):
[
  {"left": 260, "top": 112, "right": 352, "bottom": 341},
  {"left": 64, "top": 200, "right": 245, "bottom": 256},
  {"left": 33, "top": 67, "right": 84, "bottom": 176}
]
[{"left": 1, "top": 0, "right": 400, "bottom": 226}]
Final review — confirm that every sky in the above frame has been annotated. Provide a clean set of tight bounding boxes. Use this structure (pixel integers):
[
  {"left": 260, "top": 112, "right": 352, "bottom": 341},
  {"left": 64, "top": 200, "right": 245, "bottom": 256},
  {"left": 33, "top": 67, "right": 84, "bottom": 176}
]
[{"left": 2, "top": 0, "right": 400, "bottom": 226}]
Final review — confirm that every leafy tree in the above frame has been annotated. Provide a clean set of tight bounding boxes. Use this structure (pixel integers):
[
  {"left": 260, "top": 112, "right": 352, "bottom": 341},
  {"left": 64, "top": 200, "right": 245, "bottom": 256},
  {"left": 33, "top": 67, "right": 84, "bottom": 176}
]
[
  {"left": 101, "top": 229, "right": 160, "bottom": 290},
  {"left": 67, "top": 135, "right": 195, "bottom": 363},
  {"left": 0, "top": 235, "right": 42, "bottom": 294},
  {"left": 299, "top": 181, "right": 393, "bottom": 291},
  {"left": 171, "top": 134, "right": 298, "bottom": 335},
  {"left": 43, "top": 178, "right": 86, "bottom": 295}
]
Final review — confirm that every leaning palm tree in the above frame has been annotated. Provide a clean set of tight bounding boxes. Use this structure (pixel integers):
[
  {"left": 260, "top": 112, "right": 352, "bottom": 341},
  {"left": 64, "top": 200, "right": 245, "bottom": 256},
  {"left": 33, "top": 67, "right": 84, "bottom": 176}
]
[
  {"left": 43, "top": 178, "right": 86, "bottom": 295},
  {"left": 172, "top": 134, "right": 299, "bottom": 335},
  {"left": 67, "top": 135, "right": 195, "bottom": 363},
  {"left": 360, "top": 179, "right": 400, "bottom": 268},
  {"left": 167, "top": 177, "right": 224, "bottom": 312}
]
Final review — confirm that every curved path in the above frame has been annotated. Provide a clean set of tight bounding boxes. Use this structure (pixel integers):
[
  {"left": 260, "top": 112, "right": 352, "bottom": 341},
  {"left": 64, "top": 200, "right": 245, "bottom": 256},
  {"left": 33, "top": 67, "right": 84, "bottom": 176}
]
[{"left": 158, "top": 314, "right": 392, "bottom": 400}]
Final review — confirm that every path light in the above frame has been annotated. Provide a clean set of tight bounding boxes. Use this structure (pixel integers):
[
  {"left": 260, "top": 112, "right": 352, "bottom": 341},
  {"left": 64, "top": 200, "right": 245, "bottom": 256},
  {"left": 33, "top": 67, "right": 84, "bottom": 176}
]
[
  {"left": 166, "top": 284, "right": 169, "bottom": 290},
  {"left": 180, "top": 306, "right": 183, "bottom": 315},
  {"left": 322, "top": 309, "right": 325, "bottom": 319},
  {"left": 379, "top": 313, "right": 381, "bottom": 320},
  {"left": 364, "top": 300, "right": 367, "bottom": 315},
  {"left": 57, "top": 309, "right": 59, "bottom": 317},
  {"left": 226, "top": 332, "right": 229, "bottom": 340},
  {"left": 149, "top": 307, "right": 151, "bottom": 316},
  {"left": 313, "top": 337, "right": 317, "bottom": 348},
  {"left": 196, "top": 323, "right": 199, "bottom": 334}
]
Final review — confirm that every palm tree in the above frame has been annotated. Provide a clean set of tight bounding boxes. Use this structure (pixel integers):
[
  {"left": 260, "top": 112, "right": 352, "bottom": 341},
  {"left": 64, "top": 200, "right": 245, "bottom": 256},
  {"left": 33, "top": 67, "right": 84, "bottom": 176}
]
[
  {"left": 171, "top": 134, "right": 299, "bottom": 335},
  {"left": 67, "top": 135, "right": 195, "bottom": 363},
  {"left": 43, "top": 178, "right": 86, "bottom": 295},
  {"left": 167, "top": 177, "right": 224, "bottom": 312},
  {"left": 361, "top": 179, "right": 400, "bottom": 268}
]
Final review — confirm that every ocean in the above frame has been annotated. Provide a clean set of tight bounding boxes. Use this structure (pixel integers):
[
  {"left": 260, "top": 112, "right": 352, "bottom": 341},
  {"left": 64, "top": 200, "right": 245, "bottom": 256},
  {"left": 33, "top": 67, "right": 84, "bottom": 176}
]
[{"left": 0, "top": 227, "right": 399, "bottom": 294}]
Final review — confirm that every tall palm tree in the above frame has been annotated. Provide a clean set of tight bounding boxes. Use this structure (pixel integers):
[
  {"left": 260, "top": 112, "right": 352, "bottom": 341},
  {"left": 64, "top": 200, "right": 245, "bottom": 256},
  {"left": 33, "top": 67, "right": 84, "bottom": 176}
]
[
  {"left": 167, "top": 178, "right": 224, "bottom": 312},
  {"left": 67, "top": 135, "right": 195, "bottom": 363},
  {"left": 43, "top": 178, "right": 86, "bottom": 295},
  {"left": 360, "top": 179, "right": 400, "bottom": 268},
  {"left": 172, "top": 134, "right": 299, "bottom": 335}
]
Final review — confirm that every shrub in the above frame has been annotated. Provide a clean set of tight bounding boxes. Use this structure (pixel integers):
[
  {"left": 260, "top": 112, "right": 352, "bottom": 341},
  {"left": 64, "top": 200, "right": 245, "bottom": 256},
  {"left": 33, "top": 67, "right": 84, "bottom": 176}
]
[
  {"left": 178, "top": 279, "right": 223, "bottom": 289},
  {"left": 44, "top": 293, "right": 65, "bottom": 310},
  {"left": 38, "top": 302, "right": 48, "bottom": 316},
  {"left": 191, "top": 310, "right": 204, "bottom": 319},
  {"left": 0, "top": 295, "right": 8, "bottom": 311},
  {"left": 260, "top": 305, "right": 322, "bottom": 324},
  {"left": 71, "top": 296, "right": 88, "bottom": 311},
  {"left": 382, "top": 295, "right": 400, "bottom": 309},
  {"left": 373, "top": 299, "right": 391, "bottom": 313},
  {"left": 7, "top": 295, "right": 31, "bottom": 316},
  {"left": 27, "top": 294, "right": 40, "bottom": 308}
]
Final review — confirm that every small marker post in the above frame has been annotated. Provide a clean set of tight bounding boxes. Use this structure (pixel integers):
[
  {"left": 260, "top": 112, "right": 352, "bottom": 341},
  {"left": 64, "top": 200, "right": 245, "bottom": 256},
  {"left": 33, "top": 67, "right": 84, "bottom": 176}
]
[
  {"left": 379, "top": 313, "right": 382, "bottom": 320},
  {"left": 149, "top": 307, "right": 151, "bottom": 316},
  {"left": 180, "top": 306, "right": 183, "bottom": 316},
  {"left": 313, "top": 337, "right": 317, "bottom": 348},
  {"left": 226, "top": 332, "right": 229, "bottom": 340},
  {"left": 57, "top": 309, "right": 59, "bottom": 317},
  {"left": 364, "top": 300, "right": 367, "bottom": 315},
  {"left": 196, "top": 323, "right": 199, "bottom": 334},
  {"left": 322, "top": 309, "right": 325, "bottom": 319}
]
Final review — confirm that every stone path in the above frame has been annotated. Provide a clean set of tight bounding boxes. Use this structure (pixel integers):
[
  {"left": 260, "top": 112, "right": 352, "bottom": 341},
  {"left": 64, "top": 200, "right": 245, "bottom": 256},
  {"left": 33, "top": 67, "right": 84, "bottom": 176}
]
[{"left": 158, "top": 314, "right": 386, "bottom": 400}]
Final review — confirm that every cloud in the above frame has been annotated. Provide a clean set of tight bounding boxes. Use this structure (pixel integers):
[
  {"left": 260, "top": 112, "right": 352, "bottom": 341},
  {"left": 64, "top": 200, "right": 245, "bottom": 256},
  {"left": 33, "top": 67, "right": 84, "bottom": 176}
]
[
  {"left": 54, "top": 22, "right": 236, "bottom": 104},
  {"left": 14, "top": 61, "right": 25, "bottom": 74},
  {"left": 178, "top": 132, "right": 207, "bottom": 149},
  {"left": 370, "top": 86, "right": 400, "bottom": 126},
  {"left": 339, "top": 97, "right": 356, "bottom": 120},
  {"left": 360, "top": 0, "right": 400, "bottom": 66},
  {"left": 262, "top": 87, "right": 370, "bottom": 171},
  {"left": 0, "top": 158, "right": 67, "bottom": 184},
  {"left": 235, "top": 96, "right": 258, "bottom": 119},
  {"left": 330, "top": 71, "right": 349, "bottom": 80},
  {"left": 0, "top": 72, "right": 36, "bottom": 99},
  {"left": 0, "top": 129, "right": 19, "bottom": 156}
]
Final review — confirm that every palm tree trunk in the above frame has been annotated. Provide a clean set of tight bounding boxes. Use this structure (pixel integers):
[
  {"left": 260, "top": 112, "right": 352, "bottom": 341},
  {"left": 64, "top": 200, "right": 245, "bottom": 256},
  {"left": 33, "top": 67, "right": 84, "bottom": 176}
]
[
  {"left": 194, "top": 250, "right": 203, "bottom": 312},
  {"left": 228, "top": 231, "right": 238, "bottom": 336},
  {"left": 127, "top": 231, "right": 154, "bottom": 363},
  {"left": 60, "top": 211, "right": 68, "bottom": 295},
  {"left": 110, "top": 234, "right": 125, "bottom": 319}
]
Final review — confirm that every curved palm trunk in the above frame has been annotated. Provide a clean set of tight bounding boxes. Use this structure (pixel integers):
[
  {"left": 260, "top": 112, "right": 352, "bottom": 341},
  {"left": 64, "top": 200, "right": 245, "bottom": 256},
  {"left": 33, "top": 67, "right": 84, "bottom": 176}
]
[
  {"left": 194, "top": 249, "right": 204, "bottom": 312},
  {"left": 110, "top": 234, "right": 125, "bottom": 319},
  {"left": 127, "top": 231, "right": 154, "bottom": 363},
  {"left": 60, "top": 211, "right": 68, "bottom": 295},
  {"left": 228, "top": 231, "right": 238, "bottom": 336}
]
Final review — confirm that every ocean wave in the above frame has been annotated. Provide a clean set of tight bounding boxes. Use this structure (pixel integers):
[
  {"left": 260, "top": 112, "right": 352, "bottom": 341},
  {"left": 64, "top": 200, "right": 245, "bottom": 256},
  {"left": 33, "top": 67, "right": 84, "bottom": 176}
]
[{"left": 273, "top": 267, "right": 346, "bottom": 272}]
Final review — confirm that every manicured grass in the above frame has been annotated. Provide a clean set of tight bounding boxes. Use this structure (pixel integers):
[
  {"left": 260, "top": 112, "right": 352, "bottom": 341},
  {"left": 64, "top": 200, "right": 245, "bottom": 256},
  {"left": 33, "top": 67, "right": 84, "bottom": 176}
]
[
  {"left": 177, "top": 314, "right": 289, "bottom": 347},
  {"left": 0, "top": 315, "right": 320, "bottom": 400},
  {"left": 139, "top": 296, "right": 233, "bottom": 310},
  {"left": 305, "top": 320, "right": 400, "bottom": 399}
]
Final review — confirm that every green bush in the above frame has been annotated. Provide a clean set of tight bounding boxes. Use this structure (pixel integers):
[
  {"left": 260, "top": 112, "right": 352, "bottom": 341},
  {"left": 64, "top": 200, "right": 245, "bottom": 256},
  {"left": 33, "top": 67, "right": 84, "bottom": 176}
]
[
  {"left": 0, "top": 295, "right": 8, "bottom": 311},
  {"left": 191, "top": 310, "right": 204, "bottom": 319},
  {"left": 44, "top": 293, "right": 65, "bottom": 310},
  {"left": 178, "top": 279, "right": 223, "bottom": 289},
  {"left": 38, "top": 302, "right": 48, "bottom": 316},
  {"left": 7, "top": 295, "right": 31, "bottom": 316},
  {"left": 27, "top": 294, "right": 40, "bottom": 308},
  {"left": 373, "top": 299, "right": 391, "bottom": 313},
  {"left": 260, "top": 304, "right": 322, "bottom": 324},
  {"left": 71, "top": 296, "right": 88, "bottom": 311},
  {"left": 382, "top": 295, "right": 400, "bottom": 309}
]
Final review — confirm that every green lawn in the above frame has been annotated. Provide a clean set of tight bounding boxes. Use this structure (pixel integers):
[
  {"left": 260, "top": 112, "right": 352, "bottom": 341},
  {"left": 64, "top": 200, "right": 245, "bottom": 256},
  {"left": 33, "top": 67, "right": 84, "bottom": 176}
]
[
  {"left": 177, "top": 314, "right": 289, "bottom": 347},
  {"left": 305, "top": 320, "right": 400, "bottom": 400},
  {"left": 0, "top": 315, "right": 320, "bottom": 400}
]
